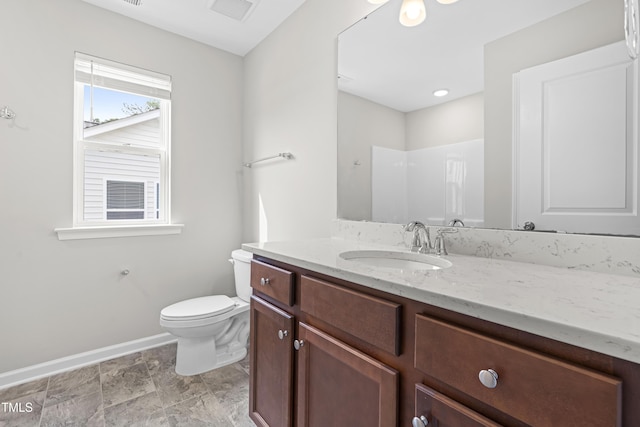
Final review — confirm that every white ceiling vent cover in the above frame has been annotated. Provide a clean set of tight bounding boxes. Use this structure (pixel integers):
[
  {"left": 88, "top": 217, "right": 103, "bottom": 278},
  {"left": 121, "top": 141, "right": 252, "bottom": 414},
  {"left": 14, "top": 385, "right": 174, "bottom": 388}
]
[{"left": 208, "top": 0, "right": 260, "bottom": 22}]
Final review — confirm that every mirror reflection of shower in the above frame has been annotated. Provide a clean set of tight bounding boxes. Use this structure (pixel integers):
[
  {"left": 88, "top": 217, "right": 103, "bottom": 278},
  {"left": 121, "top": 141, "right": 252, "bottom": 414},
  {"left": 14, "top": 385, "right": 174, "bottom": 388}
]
[{"left": 372, "top": 138, "right": 483, "bottom": 226}]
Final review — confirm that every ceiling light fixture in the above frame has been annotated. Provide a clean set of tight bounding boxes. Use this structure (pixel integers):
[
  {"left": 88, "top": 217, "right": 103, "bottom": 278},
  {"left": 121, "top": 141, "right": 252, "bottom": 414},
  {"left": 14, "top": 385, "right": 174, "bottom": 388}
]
[
  {"left": 399, "top": 0, "right": 426, "bottom": 27},
  {"left": 433, "top": 89, "right": 449, "bottom": 97},
  {"left": 368, "top": 0, "right": 460, "bottom": 27}
]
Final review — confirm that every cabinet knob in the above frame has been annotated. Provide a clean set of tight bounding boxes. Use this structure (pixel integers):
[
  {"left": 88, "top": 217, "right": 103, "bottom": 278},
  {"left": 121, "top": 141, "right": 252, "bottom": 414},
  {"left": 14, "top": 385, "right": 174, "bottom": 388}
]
[
  {"left": 412, "top": 415, "right": 429, "bottom": 427},
  {"left": 278, "top": 329, "right": 288, "bottom": 340},
  {"left": 478, "top": 369, "right": 499, "bottom": 389},
  {"left": 260, "top": 277, "right": 270, "bottom": 286},
  {"left": 293, "top": 339, "right": 305, "bottom": 350}
]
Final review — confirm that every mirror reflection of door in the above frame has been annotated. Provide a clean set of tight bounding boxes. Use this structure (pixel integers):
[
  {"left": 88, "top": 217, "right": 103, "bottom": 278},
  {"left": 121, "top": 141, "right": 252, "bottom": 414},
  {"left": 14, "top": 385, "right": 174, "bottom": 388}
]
[{"left": 514, "top": 41, "right": 638, "bottom": 235}]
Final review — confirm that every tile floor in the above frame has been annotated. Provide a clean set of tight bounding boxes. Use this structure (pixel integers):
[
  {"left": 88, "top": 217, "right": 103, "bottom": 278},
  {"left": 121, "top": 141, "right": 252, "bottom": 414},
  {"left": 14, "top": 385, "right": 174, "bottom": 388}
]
[{"left": 0, "top": 343, "right": 255, "bottom": 426}]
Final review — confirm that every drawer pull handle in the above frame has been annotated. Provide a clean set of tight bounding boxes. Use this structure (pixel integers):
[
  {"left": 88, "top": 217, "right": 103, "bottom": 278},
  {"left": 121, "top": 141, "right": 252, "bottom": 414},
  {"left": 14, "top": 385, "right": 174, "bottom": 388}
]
[
  {"left": 294, "top": 339, "right": 305, "bottom": 350},
  {"left": 278, "top": 329, "right": 288, "bottom": 340},
  {"left": 478, "top": 369, "right": 499, "bottom": 389},
  {"left": 260, "top": 277, "right": 270, "bottom": 286},
  {"left": 412, "top": 415, "right": 429, "bottom": 426}
]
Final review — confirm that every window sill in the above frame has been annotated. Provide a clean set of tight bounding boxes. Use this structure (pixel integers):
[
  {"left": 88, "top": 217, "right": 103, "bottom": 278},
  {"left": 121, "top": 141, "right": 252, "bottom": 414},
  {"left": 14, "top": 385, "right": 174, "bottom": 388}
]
[{"left": 55, "top": 224, "right": 184, "bottom": 241}]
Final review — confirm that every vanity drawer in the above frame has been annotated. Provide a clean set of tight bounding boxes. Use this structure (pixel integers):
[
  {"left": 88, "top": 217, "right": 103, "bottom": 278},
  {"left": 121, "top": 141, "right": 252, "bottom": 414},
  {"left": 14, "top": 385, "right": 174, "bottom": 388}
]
[
  {"left": 414, "top": 314, "right": 622, "bottom": 427},
  {"left": 300, "top": 275, "right": 401, "bottom": 355},
  {"left": 415, "top": 383, "right": 502, "bottom": 427},
  {"left": 250, "top": 260, "right": 294, "bottom": 306}
]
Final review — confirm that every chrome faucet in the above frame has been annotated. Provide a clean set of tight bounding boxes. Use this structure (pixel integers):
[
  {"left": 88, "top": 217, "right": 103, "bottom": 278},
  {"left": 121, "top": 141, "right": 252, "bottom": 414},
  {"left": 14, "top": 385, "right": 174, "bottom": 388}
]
[
  {"left": 434, "top": 230, "right": 448, "bottom": 256},
  {"left": 404, "top": 221, "right": 432, "bottom": 254},
  {"left": 448, "top": 218, "right": 465, "bottom": 227}
]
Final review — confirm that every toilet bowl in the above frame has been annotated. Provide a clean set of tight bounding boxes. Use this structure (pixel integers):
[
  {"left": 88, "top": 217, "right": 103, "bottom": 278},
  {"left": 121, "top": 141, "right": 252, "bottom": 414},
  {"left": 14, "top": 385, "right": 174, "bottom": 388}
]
[{"left": 160, "top": 249, "right": 252, "bottom": 376}]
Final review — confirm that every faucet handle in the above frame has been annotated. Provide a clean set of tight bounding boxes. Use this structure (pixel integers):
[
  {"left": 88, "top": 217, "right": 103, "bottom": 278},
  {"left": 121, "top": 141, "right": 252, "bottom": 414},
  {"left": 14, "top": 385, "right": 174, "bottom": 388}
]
[
  {"left": 434, "top": 227, "right": 457, "bottom": 256},
  {"left": 434, "top": 233, "right": 447, "bottom": 256}
]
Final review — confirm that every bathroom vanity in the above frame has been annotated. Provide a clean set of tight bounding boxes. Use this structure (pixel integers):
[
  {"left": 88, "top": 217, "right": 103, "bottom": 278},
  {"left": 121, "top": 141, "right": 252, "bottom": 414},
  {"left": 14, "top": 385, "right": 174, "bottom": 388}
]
[{"left": 244, "top": 236, "right": 640, "bottom": 427}]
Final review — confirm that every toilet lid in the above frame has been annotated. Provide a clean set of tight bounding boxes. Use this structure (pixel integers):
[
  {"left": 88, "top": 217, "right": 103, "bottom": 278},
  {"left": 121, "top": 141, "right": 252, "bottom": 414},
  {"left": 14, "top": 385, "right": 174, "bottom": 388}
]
[{"left": 161, "top": 295, "right": 235, "bottom": 321}]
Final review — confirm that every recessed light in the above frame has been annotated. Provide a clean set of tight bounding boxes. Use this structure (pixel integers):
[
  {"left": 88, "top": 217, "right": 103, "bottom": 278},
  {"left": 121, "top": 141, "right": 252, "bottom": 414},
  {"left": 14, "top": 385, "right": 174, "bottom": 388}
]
[{"left": 433, "top": 89, "right": 449, "bottom": 97}]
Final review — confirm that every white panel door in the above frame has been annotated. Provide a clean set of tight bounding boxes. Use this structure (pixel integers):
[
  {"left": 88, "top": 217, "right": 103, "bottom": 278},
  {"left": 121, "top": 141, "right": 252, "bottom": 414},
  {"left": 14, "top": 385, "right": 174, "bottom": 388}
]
[{"left": 514, "top": 41, "right": 639, "bottom": 235}]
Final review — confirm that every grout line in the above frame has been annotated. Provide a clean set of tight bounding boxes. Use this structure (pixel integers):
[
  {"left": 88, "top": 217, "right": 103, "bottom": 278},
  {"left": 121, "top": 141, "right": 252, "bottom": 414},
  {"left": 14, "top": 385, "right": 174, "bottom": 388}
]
[
  {"left": 36, "top": 376, "right": 51, "bottom": 427},
  {"left": 142, "top": 351, "right": 171, "bottom": 424},
  {"left": 98, "top": 361, "right": 106, "bottom": 427}
]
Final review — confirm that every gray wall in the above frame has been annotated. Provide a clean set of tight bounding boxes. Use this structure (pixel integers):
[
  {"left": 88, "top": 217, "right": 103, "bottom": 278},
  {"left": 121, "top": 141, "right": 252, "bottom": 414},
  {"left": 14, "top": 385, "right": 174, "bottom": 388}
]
[
  {"left": 406, "top": 92, "right": 484, "bottom": 150},
  {"left": 242, "top": 0, "right": 378, "bottom": 242},
  {"left": 484, "top": 0, "right": 624, "bottom": 228},
  {"left": 337, "top": 91, "right": 406, "bottom": 221},
  {"left": 0, "top": 0, "right": 244, "bottom": 373}
]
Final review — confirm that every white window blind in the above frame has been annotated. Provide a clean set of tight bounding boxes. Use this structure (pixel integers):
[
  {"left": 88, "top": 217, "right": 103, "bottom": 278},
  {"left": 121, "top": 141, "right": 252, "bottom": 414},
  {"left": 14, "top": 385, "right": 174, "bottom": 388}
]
[
  {"left": 107, "top": 180, "right": 145, "bottom": 209},
  {"left": 74, "top": 52, "right": 171, "bottom": 100}
]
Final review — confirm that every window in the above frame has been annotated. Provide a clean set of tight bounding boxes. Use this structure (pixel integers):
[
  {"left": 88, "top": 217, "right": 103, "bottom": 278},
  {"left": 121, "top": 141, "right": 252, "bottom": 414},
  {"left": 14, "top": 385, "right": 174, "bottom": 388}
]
[{"left": 73, "top": 53, "right": 171, "bottom": 226}]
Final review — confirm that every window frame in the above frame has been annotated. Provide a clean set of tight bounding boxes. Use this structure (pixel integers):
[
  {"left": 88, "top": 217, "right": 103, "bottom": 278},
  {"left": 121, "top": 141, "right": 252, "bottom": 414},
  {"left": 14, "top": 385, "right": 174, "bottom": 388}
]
[{"left": 71, "top": 53, "right": 172, "bottom": 228}]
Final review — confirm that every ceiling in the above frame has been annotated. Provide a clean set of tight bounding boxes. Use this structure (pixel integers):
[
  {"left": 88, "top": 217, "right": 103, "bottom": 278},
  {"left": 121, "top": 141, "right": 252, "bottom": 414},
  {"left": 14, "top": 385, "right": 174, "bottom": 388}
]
[
  {"left": 338, "top": 0, "right": 591, "bottom": 112},
  {"left": 80, "top": 0, "right": 591, "bottom": 110},
  {"left": 80, "top": 0, "right": 306, "bottom": 56}
]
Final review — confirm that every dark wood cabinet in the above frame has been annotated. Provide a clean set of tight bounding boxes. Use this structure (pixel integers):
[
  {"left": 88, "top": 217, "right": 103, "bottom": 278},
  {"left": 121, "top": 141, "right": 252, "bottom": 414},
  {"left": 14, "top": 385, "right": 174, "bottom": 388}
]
[
  {"left": 249, "top": 255, "right": 638, "bottom": 427},
  {"left": 295, "top": 322, "right": 398, "bottom": 427},
  {"left": 299, "top": 275, "right": 401, "bottom": 355},
  {"left": 414, "top": 314, "right": 622, "bottom": 426},
  {"left": 414, "top": 383, "right": 502, "bottom": 427},
  {"left": 250, "top": 259, "right": 295, "bottom": 306},
  {"left": 249, "top": 296, "right": 294, "bottom": 427},
  {"left": 249, "top": 264, "right": 399, "bottom": 427}
]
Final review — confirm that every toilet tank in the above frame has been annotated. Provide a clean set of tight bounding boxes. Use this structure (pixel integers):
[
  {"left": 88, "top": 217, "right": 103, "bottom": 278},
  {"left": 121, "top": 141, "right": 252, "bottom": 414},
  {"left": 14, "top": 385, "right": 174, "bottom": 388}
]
[{"left": 231, "top": 249, "right": 253, "bottom": 302}]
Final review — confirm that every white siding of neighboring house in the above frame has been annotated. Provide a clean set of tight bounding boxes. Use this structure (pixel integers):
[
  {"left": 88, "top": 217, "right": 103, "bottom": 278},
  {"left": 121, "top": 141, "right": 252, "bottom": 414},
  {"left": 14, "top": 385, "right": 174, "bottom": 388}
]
[{"left": 82, "top": 112, "right": 161, "bottom": 221}]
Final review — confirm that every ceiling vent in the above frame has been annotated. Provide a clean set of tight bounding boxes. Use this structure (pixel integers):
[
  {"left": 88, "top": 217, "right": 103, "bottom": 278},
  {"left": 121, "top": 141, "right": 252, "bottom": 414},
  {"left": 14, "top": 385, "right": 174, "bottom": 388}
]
[
  {"left": 208, "top": 0, "right": 260, "bottom": 22},
  {"left": 123, "top": 0, "right": 142, "bottom": 5}
]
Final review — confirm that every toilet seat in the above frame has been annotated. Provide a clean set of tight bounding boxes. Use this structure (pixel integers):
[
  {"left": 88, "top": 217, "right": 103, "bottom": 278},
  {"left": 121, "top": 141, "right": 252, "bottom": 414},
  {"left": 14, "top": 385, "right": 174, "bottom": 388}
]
[{"left": 160, "top": 295, "right": 235, "bottom": 321}]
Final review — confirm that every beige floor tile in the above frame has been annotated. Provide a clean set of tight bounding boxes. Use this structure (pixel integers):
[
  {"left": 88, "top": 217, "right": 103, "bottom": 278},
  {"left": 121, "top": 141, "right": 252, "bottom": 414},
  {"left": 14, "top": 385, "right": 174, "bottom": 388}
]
[
  {"left": 104, "top": 391, "right": 167, "bottom": 427},
  {"left": 40, "top": 391, "right": 103, "bottom": 427},
  {"left": 101, "top": 363, "right": 155, "bottom": 408},
  {"left": 0, "top": 390, "right": 45, "bottom": 427},
  {"left": 165, "top": 393, "right": 233, "bottom": 427},
  {"left": 45, "top": 365, "right": 101, "bottom": 408}
]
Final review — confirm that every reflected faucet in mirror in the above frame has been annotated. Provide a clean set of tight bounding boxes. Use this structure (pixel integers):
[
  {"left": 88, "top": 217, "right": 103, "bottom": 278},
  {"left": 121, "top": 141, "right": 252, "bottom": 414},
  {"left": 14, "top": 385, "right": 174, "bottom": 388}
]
[{"left": 448, "top": 219, "right": 464, "bottom": 227}]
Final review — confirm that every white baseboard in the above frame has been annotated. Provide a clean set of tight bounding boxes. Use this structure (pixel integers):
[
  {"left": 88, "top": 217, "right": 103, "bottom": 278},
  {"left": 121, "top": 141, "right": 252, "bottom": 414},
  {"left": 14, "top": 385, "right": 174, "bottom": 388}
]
[{"left": 0, "top": 333, "right": 177, "bottom": 390}]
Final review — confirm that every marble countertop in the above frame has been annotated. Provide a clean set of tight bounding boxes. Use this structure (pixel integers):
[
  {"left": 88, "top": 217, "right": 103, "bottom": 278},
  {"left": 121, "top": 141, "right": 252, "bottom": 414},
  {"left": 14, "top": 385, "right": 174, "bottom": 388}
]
[{"left": 243, "top": 237, "right": 640, "bottom": 364}]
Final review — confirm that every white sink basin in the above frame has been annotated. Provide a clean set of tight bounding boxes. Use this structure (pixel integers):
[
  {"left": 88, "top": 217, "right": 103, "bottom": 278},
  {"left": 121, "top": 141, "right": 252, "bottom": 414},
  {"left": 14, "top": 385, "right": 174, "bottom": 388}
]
[{"left": 339, "top": 250, "right": 452, "bottom": 271}]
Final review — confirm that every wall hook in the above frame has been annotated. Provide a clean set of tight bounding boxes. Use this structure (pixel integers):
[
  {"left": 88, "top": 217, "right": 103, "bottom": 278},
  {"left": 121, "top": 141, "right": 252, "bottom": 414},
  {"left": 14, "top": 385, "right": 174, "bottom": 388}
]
[{"left": 1, "top": 106, "right": 16, "bottom": 120}]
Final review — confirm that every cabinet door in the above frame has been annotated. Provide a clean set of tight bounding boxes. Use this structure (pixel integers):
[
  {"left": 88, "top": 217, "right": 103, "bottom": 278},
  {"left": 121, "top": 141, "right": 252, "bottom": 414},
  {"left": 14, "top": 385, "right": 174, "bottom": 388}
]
[
  {"left": 295, "top": 322, "right": 398, "bottom": 427},
  {"left": 249, "top": 296, "right": 295, "bottom": 427},
  {"left": 414, "top": 314, "right": 622, "bottom": 426},
  {"left": 415, "top": 384, "right": 502, "bottom": 427}
]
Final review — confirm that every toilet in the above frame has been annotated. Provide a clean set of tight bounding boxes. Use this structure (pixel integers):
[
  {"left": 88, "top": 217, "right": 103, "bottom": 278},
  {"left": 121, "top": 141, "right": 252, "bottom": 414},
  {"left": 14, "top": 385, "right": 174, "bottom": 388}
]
[{"left": 160, "top": 249, "right": 252, "bottom": 376}]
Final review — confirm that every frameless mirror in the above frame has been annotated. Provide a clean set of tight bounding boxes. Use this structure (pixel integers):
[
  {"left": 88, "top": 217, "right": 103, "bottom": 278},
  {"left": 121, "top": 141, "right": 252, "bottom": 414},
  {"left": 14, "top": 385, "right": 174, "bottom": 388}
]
[{"left": 337, "top": 0, "right": 634, "bottom": 235}]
